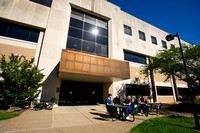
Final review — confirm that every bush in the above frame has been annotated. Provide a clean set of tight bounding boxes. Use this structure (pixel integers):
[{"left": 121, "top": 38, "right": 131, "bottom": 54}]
[{"left": 0, "top": 54, "right": 44, "bottom": 109}]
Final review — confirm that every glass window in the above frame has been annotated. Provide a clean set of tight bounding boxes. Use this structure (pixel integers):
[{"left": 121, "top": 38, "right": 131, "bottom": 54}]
[
  {"left": 96, "top": 44, "right": 107, "bottom": 57},
  {"left": 124, "top": 51, "right": 146, "bottom": 64},
  {"left": 0, "top": 22, "right": 8, "bottom": 36},
  {"left": 82, "top": 41, "right": 95, "bottom": 53},
  {"left": 66, "top": 37, "right": 81, "bottom": 51},
  {"left": 0, "top": 20, "right": 39, "bottom": 43},
  {"left": 157, "top": 86, "right": 173, "bottom": 95},
  {"left": 85, "top": 15, "right": 96, "bottom": 25},
  {"left": 151, "top": 36, "right": 157, "bottom": 45},
  {"left": 7, "top": 25, "right": 30, "bottom": 41},
  {"left": 84, "top": 22, "right": 96, "bottom": 32},
  {"left": 67, "top": 10, "right": 108, "bottom": 57},
  {"left": 83, "top": 31, "right": 95, "bottom": 42},
  {"left": 97, "top": 19, "right": 107, "bottom": 29},
  {"left": 162, "top": 40, "right": 167, "bottom": 49},
  {"left": 71, "top": 10, "right": 84, "bottom": 21},
  {"left": 96, "top": 36, "right": 108, "bottom": 45},
  {"left": 139, "top": 31, "right": 146, "bottom": 41},
  {"left": 124, "top": 25, "right": 132, "bottom": 36},
  {"left": 29, "top": 30, "right": 40, "bottom": 42},
  {"left": 101, "top": 45, "right": 108, "bottom": 57},
  {"left": 97, "top": 26, "right": 108, "bottom": 36},
  {"left": 70, "top": 18, "right": 83, "bottom": 29},
  {"left": 30, "top": 0, "right": 52, "bottom": 7},
  {"left": 68, "top": 27, "right": 82, "bottom": 39}
]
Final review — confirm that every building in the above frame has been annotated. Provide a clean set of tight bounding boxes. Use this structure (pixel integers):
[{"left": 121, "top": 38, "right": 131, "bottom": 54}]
[{"left": 0, "top": 0, "right": 189, "bottom": 105}]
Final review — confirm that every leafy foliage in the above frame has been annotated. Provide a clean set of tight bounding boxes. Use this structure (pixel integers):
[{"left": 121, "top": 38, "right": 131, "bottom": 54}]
[
  {"left": 141, "top": 45, "right": 200, "bottom": 93},
  {"left": 0, "top": 54, "right": 44, "bottom": 108}
]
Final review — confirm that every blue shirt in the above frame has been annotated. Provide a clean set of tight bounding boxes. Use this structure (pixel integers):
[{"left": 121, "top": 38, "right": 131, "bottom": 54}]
[
  {"left": 106, "top": 98, "right": 112, "bottom": 105},
  {"left": 124, "top": 99, "right": 132, "bottom": 106}
]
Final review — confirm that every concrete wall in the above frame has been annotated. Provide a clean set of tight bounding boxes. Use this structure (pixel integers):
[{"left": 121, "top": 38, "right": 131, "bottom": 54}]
[{"left": 0, "top": 0, "right": 190, "bottom": 102}]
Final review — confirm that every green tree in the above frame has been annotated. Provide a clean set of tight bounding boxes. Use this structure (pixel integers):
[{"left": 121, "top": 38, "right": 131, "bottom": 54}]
[
  {"left": 141, "top": 45, "right": 200, "bottom": 95},
  {"left": 0, "top": 54, "right": 44, "bottom": 108}
]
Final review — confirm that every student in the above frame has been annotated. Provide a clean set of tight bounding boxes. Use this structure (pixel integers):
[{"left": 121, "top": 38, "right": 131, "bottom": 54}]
[
  {"left": 123, "top": 96, "right": 132, "bottom": 119},
  {"left": 134, "top": 96, "right": 142, "bottom": 115},
  {"left": 105, "top": 94, "right": 114, "bottom": 113}
]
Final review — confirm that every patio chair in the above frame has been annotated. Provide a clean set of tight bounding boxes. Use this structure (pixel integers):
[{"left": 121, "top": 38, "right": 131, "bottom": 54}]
[
  {"left": 45, "top": 97, "right": 57, "bottom": 110},
  {"left": 129, "top": 106, "right": 140, "bottom": 122},
  {"left": 155, "top": 102, "right": 162, "bottom": 115},
  {"left": 32, "top": 99, "right": 43, "bottom": 111}
]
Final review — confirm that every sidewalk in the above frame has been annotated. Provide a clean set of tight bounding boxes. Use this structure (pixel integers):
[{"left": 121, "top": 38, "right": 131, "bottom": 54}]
[{"left": 0, "top": 105, "right": 162, "bottom": 133}]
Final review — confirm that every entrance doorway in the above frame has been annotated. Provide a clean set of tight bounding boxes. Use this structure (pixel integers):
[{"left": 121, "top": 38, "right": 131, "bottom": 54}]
[{"left": 59, "top": 80, "right": 103, "bottom": 105}]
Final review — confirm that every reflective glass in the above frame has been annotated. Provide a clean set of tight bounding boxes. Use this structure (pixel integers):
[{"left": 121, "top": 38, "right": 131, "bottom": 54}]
[
  {"left": 162, "top": 40, "right": 167, "bottom": 49},
  {"left": 139, "top": 31, "right": 146, "bottom": 41},
  {"left": 30, "top": 0, "right": 52, "bottom": 7},
  {"left": 83, "top": 31, "right": 95, "bottom": 42},
  {"left": 71, "top": 10, "right": 84, "bottom": 21},
  {"left": 68, "top": 27, "right": 82, "bottom": 39},
  {"left": 97, "top": 26, "right": 108, "bottom": 36},
  {"left": 151, "top": 36, "right": 157, "bottom": 45},
  {"left": 124, "top": 25, "right": 132, "bottom": 36},
  {"left": 97, "top": 19, "right": 107, "bottom": 29},
  {"left": 84, "top": 22, "right": 96, "bottom": 32},
  {"left": 82, "top": 41, "right": 95, "bottom": 53},
  {"left": 124, "top": 52, "right": 146, "bottom": 64},
  {"left": 7, "top": 25, "right": 30, "bottom": 41},
  {"left": 96, "top": 44, "right": 101, "bottom": 56},
  {"left": 101, "top": 45, "right": 107, "bottom": 57},
  {"left": 85, "top": 15, "right": 96, "bottom": 25},
  {"left": 0, "top": 21, "right": 8, "bottom": 36},
  {"left": 157, "top": 86, "right": 173, "bottom": 95},
  {"left": 29, "top": 30, "right": 40, "bottom": 42},
  {"left": 66, "top": 37, "right": 81, "bottom": 51},
  {"left": 96, "top": 36, "right": 108, "bottom": 45},
  {"left": 70, "top": 18, "right": 83, "bottom": 29}
]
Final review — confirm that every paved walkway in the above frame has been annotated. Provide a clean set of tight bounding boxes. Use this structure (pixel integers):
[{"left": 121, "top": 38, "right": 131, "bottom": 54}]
[{"left": 0, "top": 105, "right": 162, "bottom": 133}]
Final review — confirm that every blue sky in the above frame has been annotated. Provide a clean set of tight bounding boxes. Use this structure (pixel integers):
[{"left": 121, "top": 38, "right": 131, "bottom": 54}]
[{"left": 107, "top": 0, "right": 200, "bottom": 45}]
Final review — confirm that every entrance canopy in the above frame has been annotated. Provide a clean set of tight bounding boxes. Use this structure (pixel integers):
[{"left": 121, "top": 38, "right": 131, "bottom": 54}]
[{"left": 59, "top": 49, "right": 130, "bottom": 82}]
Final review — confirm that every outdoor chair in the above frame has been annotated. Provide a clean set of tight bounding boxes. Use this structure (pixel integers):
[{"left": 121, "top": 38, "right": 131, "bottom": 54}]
[
  {"left": 32, "top": 99, "right": 43, "bottom": 111},
  {"left": 129, "top": 106, "right": 140, "bottom": 122},
  {"left": 45, "top": 97, "right": 57, "bottom": 110},
  {"left": 154, "top": 102, "right": 162, "bottom": 115}
]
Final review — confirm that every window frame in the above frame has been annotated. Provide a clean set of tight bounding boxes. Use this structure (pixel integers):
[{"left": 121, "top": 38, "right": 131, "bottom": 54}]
[
  {"left": 123, "top": 24, "right": 132, "bottom": 36},
  {"left": 138, "top": 30, "right": 146, "bottom": 41}
]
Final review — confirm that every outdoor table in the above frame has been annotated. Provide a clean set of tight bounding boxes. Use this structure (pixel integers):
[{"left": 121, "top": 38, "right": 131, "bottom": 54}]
[{"left": 113, "top": 104, "right": 130, "bottom": 120}]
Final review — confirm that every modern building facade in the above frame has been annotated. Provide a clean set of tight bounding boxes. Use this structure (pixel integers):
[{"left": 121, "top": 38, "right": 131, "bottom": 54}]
[{"left": 0, "top": 0, "right": 190, "bottom": 104}]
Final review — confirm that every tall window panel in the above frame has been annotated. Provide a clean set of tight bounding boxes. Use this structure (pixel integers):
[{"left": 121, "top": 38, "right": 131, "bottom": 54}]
[
  {"left": 67, "top": 10, "right": 108, "bottom": 57},
  {"left": 0, "top": 20, "right": 40, "bottom": 43},
  {"left": 162, "top": 40, "right": 167, "bottom": 49},
  {"left": 151, "top": 36, "right": 157, "bottom": 45},
  {"left": 124, "top": 51, "right": 146, "bottom": 64}
]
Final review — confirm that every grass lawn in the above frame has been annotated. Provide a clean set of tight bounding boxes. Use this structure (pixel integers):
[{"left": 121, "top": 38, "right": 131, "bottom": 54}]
[
  {"left": 130, "top": 116, "right": 200, "bottom": 133},
  {"left": 0, "top": 113, "right": 19, "bottom": 120}
]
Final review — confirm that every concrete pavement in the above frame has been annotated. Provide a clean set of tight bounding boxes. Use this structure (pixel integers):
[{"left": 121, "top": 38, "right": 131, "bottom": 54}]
[{"left": 0, "top": 105, "right": 162, "bottom": 133}]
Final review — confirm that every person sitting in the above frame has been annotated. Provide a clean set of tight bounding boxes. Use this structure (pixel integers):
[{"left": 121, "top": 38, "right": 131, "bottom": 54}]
[
  {"left": 123, "top": 96, "right": 132, "bottom": 119},
  {"left": 106, "top": 94, "right": 116, "bottom": 114},
  {"left": 133, "top": 96, "right": 142, "bottom": 115}
]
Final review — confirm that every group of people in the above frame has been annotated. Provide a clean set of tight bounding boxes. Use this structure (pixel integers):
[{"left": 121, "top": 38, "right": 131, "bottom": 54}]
[{"left": 106, "top": 94, "right": 147, "bottom": 119}]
